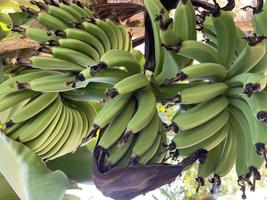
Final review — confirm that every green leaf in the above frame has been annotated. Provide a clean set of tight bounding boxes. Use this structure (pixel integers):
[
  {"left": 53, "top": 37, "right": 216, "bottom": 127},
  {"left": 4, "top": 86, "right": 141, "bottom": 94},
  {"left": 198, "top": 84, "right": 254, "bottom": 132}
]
[
  {"left": 47, "top": 147, "right": 94, "bottom": 183},
  {"left": 0, "top": 175, "right": 19, "bottom": 200},
  {"left": 0, "top": 131, "right": 70, "bottom": 200},
  {"left": 8, "top": 12, "right": 29, "bottom": 26}
]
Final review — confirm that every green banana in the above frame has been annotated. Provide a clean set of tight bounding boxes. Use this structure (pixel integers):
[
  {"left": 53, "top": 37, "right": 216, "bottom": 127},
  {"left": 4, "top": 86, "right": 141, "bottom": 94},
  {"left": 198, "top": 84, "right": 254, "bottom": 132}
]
[
  {"left": 60, "top": 28, "right": 105, "bottom": 56},
  {"left": 92, "top": 93, "right": 132, "bottom": 130},
  {"left": 122, "top": 87, "right": 156, "bottom": 140},
  {"left": 9, "top": 92, "right": 58, "bottom": 124},
  {"left": 91, "top": 49, "right": 141, "bottom": 75},
  {"left": 172, "top": 63, "right": 227, "bottom": 82},
  {"left": 39, "top": 105, "right": 75, "bottom": 159},
  {"left": 212, "top": 10, "right": 236, "bottom": 67},
  {"left": 173, "top": 0, "right": 196, "bottom": 41},
  {"left": 106, "top": 74, "right": 149, "bottom": 98},
  {"left": 37, "top": 12, "right": 68, "bottom": 30},
  {"left": 26, "top": 28, "right": 57, "bottom": 42},
  {"left": 197, "top": 143, "right": 223, "bottom": 179},
  {"left": 0, "top": 70, "right": 62, "bottom": 95},
  {"left": 25, "top": 102, "right": 64, "bottom": 150},
  {"left": 226, "top": 73, "right": 267, "bottom": 91},
  {"left": 214, "top": 128, "right": 237, "bottom": 177},
  {"left": 106, "top": 135, "right": 134, "bottom": 166},
  {"left": 98, "top": 99, "right": 136, "bottom": 150},
  {"left": 227, "top": 40, "right": 266, "bottom": 78},
  {"left": 94, "top": 19, "right": 118, "bottom": 50},
  {"left": 106, "top": 19, "right": 123, "bottom": 50},
  {"left": 178, "top": 122, "right": 229, "bottom": 157},
  {"left": 11, "top": 95, "right": 61, "bottom": 142},
  {"left": 138, "top": 134, "right": 162, "bottom": 165},
  {"left": 0, "top": 90, "right": 39, "bottom": 112},
  {"left": 172, "top": 96, "right": 229, "bottom": 132},
  {"left": 48, "top": 5, "right": 77, "bottom": 26},
  {"left": 30, "top": 56, "right": 84, "bottom": 72},
  {"left": 162, "top": 83, "right": 228, "bottom": 105},
  {"left": 49, "top": 38, "right": 100, "bottom": 62},
  {"left": 59, "top": 3, "right": 83, "bottom": 21},
  {"left": 144, "top": 0, "right": 168, "bottom": 75},
  {"left": 34, "top": 104, "right": 70, "bottom": 155},
  {"left": 167, "top": 40, "right": 221, "bottom": 64},
  {"left": 29, "top": 73, "right": 77, "bottom": 92},
  {"left": 50, "top": 47, "right": 97, "bottom": 67},
  {"left": 172, "top": 109, "right": 229, "bottom": 149},
  {"left": 82, "top": 21, "right": 111, "bottom": 52},
  {"left": 131, "top": 112, "right": 161, "bottom": 158},
  {"left": 119, "top": 25, "right": 131, "bottom": 51}
]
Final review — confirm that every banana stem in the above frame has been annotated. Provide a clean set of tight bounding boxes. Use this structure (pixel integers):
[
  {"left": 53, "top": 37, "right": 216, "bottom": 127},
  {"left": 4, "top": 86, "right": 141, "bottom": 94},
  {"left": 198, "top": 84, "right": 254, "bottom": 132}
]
[
  {"left": 256, "top": 143, "right": 267, "bottom": 168},
  {"left": 209, "top": 175, "right": 221, "bottom": 194},
  {"left": 242, "top": 33, "right": 267, "bottom": 46},
  {"left": 243, "top": 83, "right": 261, "bottom": 97},
  {"left": 20, "top": 6, "right": 39, "bottom": 18},
  {"left": 195, "top": 177, "right": 205, "bottom": 193},
  {"left": 30, "top": 0, "right": 48, "bottom": 12},
  {"left": 90, "top": 62, "right": 108, "bottom": 76},
  {"left": 161, "top": 94, "right": 181, "bottom": 105},
  {"left": 238, "top": 176, "right": 247, "bottom": 199},
  {"left": 256, "top": 111, "right": 267, "bottom": 122}
]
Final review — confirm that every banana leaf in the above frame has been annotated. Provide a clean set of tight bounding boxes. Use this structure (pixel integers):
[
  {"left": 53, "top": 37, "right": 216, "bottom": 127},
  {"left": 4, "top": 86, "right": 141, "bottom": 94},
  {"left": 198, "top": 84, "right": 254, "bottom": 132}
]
[
  {"left": 0, "top": 131, "right": 70, "bottom": 200},
  {"left": 47, "top": 147, "right": 94, "bottom": 183},
  {"left": 0, "top": 175, "right": 20, "bottom": 200}
]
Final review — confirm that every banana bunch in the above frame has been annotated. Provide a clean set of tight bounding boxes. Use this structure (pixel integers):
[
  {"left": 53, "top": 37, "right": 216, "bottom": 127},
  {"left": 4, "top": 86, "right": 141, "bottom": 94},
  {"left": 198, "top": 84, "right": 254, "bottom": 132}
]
[
  {"left": 141, "top": 0, "right": 267, "bottom": 197},
  {"left": 89, "top": 86, "right": 167, "bottom": 170},
  {"left": 0, "top": 91, "right": 97, "bottom": 161},
  {"left": 144, "top": 0, "right": 197, "bottom": 85},
  {"left": 7, "top": 0, "right": 134, "bottom": 94},
  {"left": 0, "top": 0, "right": 142, "bottom": 162}
]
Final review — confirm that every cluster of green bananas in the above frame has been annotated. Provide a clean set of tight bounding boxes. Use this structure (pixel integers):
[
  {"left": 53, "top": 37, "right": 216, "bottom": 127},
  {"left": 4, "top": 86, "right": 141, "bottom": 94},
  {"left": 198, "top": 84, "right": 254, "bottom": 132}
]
[
  {"left": 0, "top": 0, "right": 144, "bottom": 161},
  {"left": 0, "top": 91, "right": 96, "bottom": 161},
  {"left": 91, "top": 87, "right": 167, "bottom": 170},
  {"left": 144, "top": 0, "right": 267, "bottom": 198},
  {"left": 3, "top": 0, "right": 267, "bottom": 198}
]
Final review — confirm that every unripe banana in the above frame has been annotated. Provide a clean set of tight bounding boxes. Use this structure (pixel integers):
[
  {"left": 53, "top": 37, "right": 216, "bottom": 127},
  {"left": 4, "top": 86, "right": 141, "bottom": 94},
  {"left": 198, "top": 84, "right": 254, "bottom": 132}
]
[
  {"left": 0, "top": 90, "right": 39, "bottom": 112},
  {"left": 50, "top": 38, "right": 100, "bottom": 61},
  {"left": 82, "top": 21, "right": 111, "bottom": 52},
  {"left": 172, "top": 96, "right": 229, "bottom": 132},
  {"left": 178, "top": 122, "right": 229, "bottom": 157},
  {"left": 131, "top": 113, "right": 161, "bottom": 158},
  {"left": 92, "top": 93, "right": 132, "bottom": 129},
  {"left": 172, "top": 109, "right": 229, "bottom": 149},
  {"left": 9, "top": 92, "right": 58, "bottom": 124},
  {"left": 227, "top": 41, "right": 266, "bottom": 78},
  {"left": 138, "top": 134, "right": 162, "bottom": 165},
  {"left": 50, "top": 47, "right": 97, "bottom": 67},
  {"left": 30, "top": 56, "right": 84, "bottom": 72},
  {"left": 121, "top": 88, "right": 156, "bottom": 143},
  {"left": 212, "top": 10, "right": 236, "bottom": 67},
  {"left": 106, "top": 74, "right": 149, "bottom": 98},
  {"left": 173, "top": 63, "right": 227, "bottom": 82},
  {"left": 48, "top": 5, "right": 77, "bottom": 26},
  {"left": 91, "top": 49, "right": 141, "bottom": 75},
  {"left": 98, "top": 99, "right": 136, "bottom": 150},
  {"left": 37, "top": 12, "right": 68, "bottom": 30},
  {"left": 26, "top": 28, "right": 57, "bottom": 42}
]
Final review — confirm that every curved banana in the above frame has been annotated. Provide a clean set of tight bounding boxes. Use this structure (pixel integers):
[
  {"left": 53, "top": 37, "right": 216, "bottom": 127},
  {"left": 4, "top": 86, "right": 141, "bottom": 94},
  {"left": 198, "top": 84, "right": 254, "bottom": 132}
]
[
  {"left": 106, "top": 74, "right": 149, "bottom": 98},
  {"left": 172, "top": 109, "right": 229, "bottom": 149}
]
